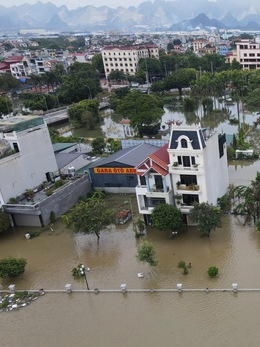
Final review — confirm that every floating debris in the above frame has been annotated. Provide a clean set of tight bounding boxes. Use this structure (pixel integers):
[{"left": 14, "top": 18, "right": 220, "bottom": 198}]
[{"left": 0, "top": 290, "right": 45, "bottom": 313}]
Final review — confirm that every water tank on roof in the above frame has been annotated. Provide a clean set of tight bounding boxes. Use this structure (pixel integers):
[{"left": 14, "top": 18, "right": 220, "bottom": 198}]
[{"left": 68, "top": 166, "right": 75, "bottom": 176}]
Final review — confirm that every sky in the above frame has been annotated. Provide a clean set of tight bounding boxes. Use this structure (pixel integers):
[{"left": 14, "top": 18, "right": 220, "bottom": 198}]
[{"left": 0, "top": 0, "right": 149, "bottom": 9}]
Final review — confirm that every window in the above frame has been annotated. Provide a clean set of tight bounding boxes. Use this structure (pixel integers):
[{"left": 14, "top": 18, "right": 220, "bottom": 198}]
[
  {"left": 182, "top": 156, "right": 191, "bottom": 167},
  {"left": 154, "top": 175, "right": 163, "bottom": 190},
  {"left": 13, "top": 142, "right": 19, "bottom": 153},
  {"left": 181, "top": 138, "right": 188, "bottom": 148},
  {"left": 180, "top": 175, "right": 197, "bottom": 186},
  {"left": 140, "top": 175, "right": 146, "bottom": 185},
  {"left": 183, "top": 194, "right": 199, "bottom": 206}
]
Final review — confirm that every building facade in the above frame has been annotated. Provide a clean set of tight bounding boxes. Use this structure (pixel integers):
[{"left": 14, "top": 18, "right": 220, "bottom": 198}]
[
  {"left": 0, "top": 116, "right": 58, "bottom": 206},
  {"left": 233, "top": 39, "right": 260, "bottom": 70},
  {"left": 101, "top": 44, "right": 159, "bottom": 79},
  {"left": 135, "top": 125, "right": 229, "bottom": 225}
]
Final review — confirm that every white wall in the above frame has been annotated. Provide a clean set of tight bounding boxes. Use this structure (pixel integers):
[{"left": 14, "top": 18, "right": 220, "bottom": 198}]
[
  {"left": 203, "top": 132, "right": 229, "bottom": 205},
  {"left": 0, "top": 124, "right": 58, "bottom": 203}
]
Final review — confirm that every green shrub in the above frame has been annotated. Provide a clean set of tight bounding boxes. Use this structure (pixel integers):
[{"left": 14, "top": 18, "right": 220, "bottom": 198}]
[
  {"left": 8, "top": 197, "right": 17, "bottom": 204},
  {"left": 71, "top": 264, "right": 84, "bottom": 277},
  {"left": 0, "top": 257, "right": 27, "bottom": 278},
  {"left": 177, "top": 260, "right": 186, "bottom": 269},
  {"left": 55, "top": 179, "right": 64, "bottom": 189},
  {"left": 207, "top": 266, "right": 219, "bottom": 277}
]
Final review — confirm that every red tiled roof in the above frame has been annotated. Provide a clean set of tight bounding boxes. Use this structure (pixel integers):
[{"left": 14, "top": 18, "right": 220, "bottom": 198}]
[
  {"left": 103, "top": 44, "right": 158, "bottom": 51},
  {"left": 136, "top": 144, "right": 169, "bottom": 176},
  {"left": 151, "top": 162, "right": 168, "bottom": 176},
  {"left": 149, "top": 144, "right": 169, "bottom": 169}
]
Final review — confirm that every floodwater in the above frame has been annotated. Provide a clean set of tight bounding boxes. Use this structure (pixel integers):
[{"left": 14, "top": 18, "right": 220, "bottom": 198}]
[
  {"left": 1, "top": 161, "right": 260, "bottom": 346},
  {"left": 2, "top": 100, "right": 260, "bottom": 346}
]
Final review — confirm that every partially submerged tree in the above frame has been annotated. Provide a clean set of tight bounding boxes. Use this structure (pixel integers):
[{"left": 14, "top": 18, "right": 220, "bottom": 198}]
[
  {"left": 136, "top": 241, "right": 158, "bottom": 267},
  {"left": 233, "top": 172, "right": 260, "bottom": 225},
  {"left": 62, "top": 193, "right": 115, "bottom": 240},
  {"left": 189, "top": 202, "right": 221, "bottom": 236},
  {"left": 0, "top": 258, "right": 27, "bottom": 278},
  {"left": 116, "top": 90, "right": 164, "bottom": 137},
  {"left": 151, "top": 203, "right": 183, "bottom": 235}
]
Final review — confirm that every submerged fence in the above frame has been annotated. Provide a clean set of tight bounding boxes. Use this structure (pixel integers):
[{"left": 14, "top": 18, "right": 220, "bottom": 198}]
[{"left": 3, "top": 282, "right": 260, "bottom": 294}]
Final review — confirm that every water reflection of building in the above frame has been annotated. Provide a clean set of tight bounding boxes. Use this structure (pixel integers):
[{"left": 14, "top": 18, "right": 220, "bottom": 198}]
[{"left": 135, "top": 124, "right": 229, "bottom": 225}]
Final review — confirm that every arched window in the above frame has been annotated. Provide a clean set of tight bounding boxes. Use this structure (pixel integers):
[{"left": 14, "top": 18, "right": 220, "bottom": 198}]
[{"left": 181, "top": 138, "right": 188, "bottom": 148}]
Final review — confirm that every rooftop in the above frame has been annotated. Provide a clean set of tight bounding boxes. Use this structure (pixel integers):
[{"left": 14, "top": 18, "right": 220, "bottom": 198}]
[{"left": 0, "top": 115, "right": 44, "bottom": 133}]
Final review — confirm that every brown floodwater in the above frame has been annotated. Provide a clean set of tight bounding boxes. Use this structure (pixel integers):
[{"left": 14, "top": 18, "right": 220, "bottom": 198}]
[{"left": 1, "top": 162, "right": 260, "bottom": 346}]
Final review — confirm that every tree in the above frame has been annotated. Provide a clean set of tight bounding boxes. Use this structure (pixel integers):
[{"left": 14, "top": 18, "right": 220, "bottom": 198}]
[
  {"left": 58, "top": 62, "right": 101, "bottom": 104},
  {"left": 137, "top": 57, "right": 163, "bottom": 82},
  {"left": 136, "top": 241, "right": 158, "bottom": 267},
  {"left": 91, "top": 136, "right": 106, "bottom": 154},
  {"left": 189, "top": 202, "right": 221, "bottom": 236},
  {"left": 0, "top": 97, "right": 12, "bottom": 116},
  {"left": 91, "top": 53, "right": 105, "bottom": 76},
  {"left": 207, "top": 266, "right": 219, "bottom": 277},
  {"left": 116, "top": 90, "right": 164, "bottom": 137},
  {"left": 0, "top": 257, "right": 27, "bottom": 278},
  {"left": 108, "top": 70, "right": 128, "bottom": 83},
  {"left": 0, "top": 210, "right": 11, "bottom": 233},
  {"left": 62, "top": 193, "right": 115, "bottom": 240},
  {"left": 233, "top": 172, "right": 260, "bottom": 225},
  {"left": 0, "top": 73, "right": 20, "bottom": 92},
  {"left": 151, "top": 203, "right": 183, "bottom": 234},
  {"left": 68, "top": 99, "right": 100, "bottom": 128},
  {"left": 163, "top": 68, "right": 197, "bottom": 96}
]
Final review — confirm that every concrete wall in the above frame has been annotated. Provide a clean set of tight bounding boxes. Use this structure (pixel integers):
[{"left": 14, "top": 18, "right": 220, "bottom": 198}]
[
  {"left": 39, "top": 175, "right": 92, "bottom": 225},
  {"left": 9, "top": 175, "right": 92, "bottom": 227}
]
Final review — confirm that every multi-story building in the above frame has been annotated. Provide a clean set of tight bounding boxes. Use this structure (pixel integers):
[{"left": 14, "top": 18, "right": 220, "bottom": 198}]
[
  {"left": 0, "top": 115, "right": 91, "bottom": 226},
  {"left": 135, "top": 144, "right": 174, "bottom": 225},
  {"left": 135, "top": 125, "right": 229, "bottom": 225},
  {"left": 101, "top": 44, "right": 159, "bottom": 79},
  {"left": 192, "top": 38, "right": 208, "bottom": 53},
  {"left": 233, "top": 39, "right": 260, "bottom": 70},
  {"left": 0, "top": 115, "right": 58, "bottom": 207}
]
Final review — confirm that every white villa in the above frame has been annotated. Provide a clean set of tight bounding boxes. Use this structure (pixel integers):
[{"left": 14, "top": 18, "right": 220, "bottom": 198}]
[{"left": 135, "top": 125, "right": 229, "bottom": 225}]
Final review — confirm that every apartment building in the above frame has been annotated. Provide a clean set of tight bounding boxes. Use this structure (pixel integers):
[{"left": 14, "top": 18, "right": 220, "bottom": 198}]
[
  {"left": 101, "top": 44, "right": 159, "bottom": 79},
  {"left": 234, "top": 39, "right": 260, "bottom": 70}
]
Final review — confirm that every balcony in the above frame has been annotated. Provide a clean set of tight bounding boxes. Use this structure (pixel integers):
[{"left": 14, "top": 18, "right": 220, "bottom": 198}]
[
  {"left": 179, "top": 205, "right": 194, "bottom": 213},
  {"left": 176, "top": 184, "right": 200, "bottom": 192}
]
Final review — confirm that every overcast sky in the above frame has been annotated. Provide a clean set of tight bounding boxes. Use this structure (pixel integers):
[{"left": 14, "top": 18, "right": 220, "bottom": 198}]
[{"left": 0, "top": 0, "right": 148, "bottom": 9}]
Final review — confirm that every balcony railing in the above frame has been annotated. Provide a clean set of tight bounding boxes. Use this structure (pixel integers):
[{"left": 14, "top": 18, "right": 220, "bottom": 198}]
[{"left": 176, "top": 184, "right": 200, "bottom": 191}]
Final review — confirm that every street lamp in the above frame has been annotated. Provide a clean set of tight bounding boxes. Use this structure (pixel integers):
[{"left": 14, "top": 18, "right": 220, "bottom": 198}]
[
  {"left": 80, "top": 264, "right": 90, "bottom": 290},
  {"left": 85, "top": 85, "right": 92, "bottom": 99}
]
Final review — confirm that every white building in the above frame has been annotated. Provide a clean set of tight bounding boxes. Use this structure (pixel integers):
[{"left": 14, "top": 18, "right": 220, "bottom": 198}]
[
  {"left": 101, "top": 44, "right": 159, "bottom": 79},
  {"left": 168, "top": 125, "right": 228, "bottom": 224},
  {"left": 135, "top": 125, "right": 229, "bottom": 225},
  {"left": 135, "top": 144, "right": 174, "bottom": 225},
  {"left": 0, "top": 115, "right": 58, "bottom": 206},
  {"left": 234, "top": 39, "right": 260, "bottom": 70}
]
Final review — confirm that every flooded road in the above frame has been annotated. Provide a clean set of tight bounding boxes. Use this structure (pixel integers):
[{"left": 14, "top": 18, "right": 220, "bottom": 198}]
[{"left": 2, "top": 213, "right": 260, "bottom": 347}]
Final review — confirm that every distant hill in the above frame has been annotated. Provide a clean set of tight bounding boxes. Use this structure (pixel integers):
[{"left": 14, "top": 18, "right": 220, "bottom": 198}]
[{"left": 1, "top": 0, "right": 260, "bottom": 32}]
